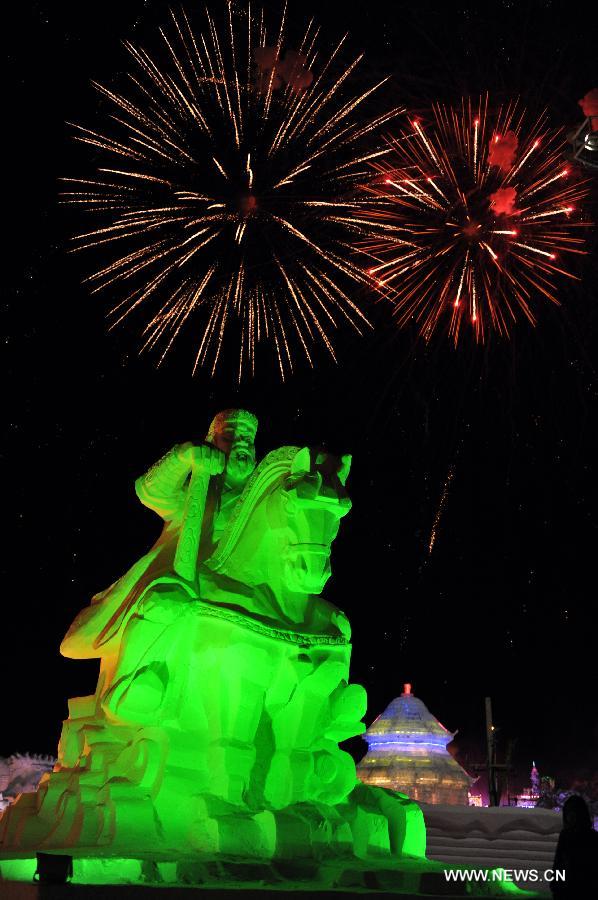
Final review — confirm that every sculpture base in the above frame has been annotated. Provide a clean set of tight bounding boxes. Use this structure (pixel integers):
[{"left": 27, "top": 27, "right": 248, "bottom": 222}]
[
  {"left": 0, "top": 782, "right": 425, "bottom": 866},
  {"left": 0, "top": 851, "right": 531, "bottom": 897}
]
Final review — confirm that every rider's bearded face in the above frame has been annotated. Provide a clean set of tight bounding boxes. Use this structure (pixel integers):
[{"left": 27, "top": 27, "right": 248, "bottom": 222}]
[{"left": 213, "top": 420, "right": 256, "bottom": 488}]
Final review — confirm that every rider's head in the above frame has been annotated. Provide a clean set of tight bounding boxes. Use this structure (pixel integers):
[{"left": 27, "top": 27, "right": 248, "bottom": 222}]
[{"left": 206, "top": 409, "right": 258, "bottom": 488}]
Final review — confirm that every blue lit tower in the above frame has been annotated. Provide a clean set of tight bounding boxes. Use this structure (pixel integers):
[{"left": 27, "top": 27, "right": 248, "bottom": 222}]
[{"left": 357, "top": 684, "right": 473, "bottom": 805}]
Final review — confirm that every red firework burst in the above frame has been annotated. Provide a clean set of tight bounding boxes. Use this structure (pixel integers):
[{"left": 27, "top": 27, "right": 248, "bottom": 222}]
[{"left": 357, "top": 98, "right": 592, "bottom": 343}]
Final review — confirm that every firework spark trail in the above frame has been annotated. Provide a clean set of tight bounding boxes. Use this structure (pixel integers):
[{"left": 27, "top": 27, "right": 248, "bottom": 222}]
[
  {"left": 428, "top": 463, "right": 456, "bottom": 555},
  {"left": 355, "top": 98, "right": 591, "bottom": 343},
  {"left": 62, "top": 4, "right": 404, "bottom": 380}
]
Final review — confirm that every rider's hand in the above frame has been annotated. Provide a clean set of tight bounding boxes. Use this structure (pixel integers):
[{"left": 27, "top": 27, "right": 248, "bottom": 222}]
[{"left": 177, "top": 443, "right": 225, "bottom": 476}]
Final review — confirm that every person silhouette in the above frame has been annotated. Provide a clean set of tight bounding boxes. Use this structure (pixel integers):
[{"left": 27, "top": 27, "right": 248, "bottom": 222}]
[{"left": 551, "top": 794, "right": 598, "bottom": 898}]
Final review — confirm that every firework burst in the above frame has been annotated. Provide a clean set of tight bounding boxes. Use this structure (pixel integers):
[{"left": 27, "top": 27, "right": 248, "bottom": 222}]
[
  {"left": 357, "top": 97, "right": 591, "bottom": 343},
  {"left": 62, "top": 3, "right": 402, "bottom": 379}
]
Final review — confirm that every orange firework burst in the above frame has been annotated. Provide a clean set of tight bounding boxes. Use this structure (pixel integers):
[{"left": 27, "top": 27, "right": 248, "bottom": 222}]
[
  {"left": 62, "top": 3, "right": 402, "bottom": 379},
  {"left": 357, "top": 97, "right": 591, "bottom": 343}
]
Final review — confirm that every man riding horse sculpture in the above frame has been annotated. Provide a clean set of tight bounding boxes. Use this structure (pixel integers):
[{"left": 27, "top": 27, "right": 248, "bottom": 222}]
[{"left": 0, "top": 410, "right": 424, "bottom": 863}]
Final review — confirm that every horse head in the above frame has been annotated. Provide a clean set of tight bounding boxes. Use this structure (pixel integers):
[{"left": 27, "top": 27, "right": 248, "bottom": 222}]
[
  {"left": 280, "top": 446, "right": 351, "bottom": 595},
  {"left": 205, "top": 445, "right": 351, "bottom": 628}
]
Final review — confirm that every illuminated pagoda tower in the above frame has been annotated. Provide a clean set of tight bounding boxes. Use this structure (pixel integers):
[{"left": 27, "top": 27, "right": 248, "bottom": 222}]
[{"left": 357, "top": 684, "right": 473, "bottom": 805}]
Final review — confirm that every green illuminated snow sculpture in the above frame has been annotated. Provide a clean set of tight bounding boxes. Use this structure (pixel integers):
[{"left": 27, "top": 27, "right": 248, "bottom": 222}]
[{"left": 0, "top": 410, "right": 424, "bottom": 862}]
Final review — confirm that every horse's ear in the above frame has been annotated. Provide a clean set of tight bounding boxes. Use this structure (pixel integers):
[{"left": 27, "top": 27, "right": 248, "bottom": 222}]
[
  {"left": 338, "top": 454, "right": 352, "bottom": 486},
  {"left": 290, "top": 446, "right": 311, "bottom": 476}
]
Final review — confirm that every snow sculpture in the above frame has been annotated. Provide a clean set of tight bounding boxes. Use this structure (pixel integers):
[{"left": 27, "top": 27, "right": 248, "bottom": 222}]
[
  {"left": 0, "top": 410, "right": 425, "bottom": 864},
  {"left": 0, "top": 754, "right": 56, "bottom": 812}
]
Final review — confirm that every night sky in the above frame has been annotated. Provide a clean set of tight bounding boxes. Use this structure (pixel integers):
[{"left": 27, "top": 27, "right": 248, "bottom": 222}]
[{"left": 4, "top": 0, "right": 598, "bottom": 796}]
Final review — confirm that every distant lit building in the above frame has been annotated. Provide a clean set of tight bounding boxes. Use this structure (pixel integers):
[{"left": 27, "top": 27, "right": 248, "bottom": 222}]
[
  {"left": 514, "top": 762, "right": 542, "bottom": 808},
  {"left": 357, "top": 684, "right": 474, "bottom": 805}
]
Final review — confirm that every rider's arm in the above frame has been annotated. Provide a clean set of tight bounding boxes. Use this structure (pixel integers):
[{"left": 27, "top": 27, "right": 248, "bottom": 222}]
[{"left": 134, "top": 442, "right": 193, "bottom": 522}]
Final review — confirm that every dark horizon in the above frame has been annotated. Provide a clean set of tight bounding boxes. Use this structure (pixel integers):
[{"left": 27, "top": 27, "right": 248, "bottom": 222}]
[{"left": 4, "top": 0, "right": 598, "bottom": 798}]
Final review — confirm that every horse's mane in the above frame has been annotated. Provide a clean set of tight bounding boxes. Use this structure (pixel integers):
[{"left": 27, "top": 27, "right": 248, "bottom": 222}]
[{"left": 206, "top": 445, "right": 300, "bottom": 572}]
